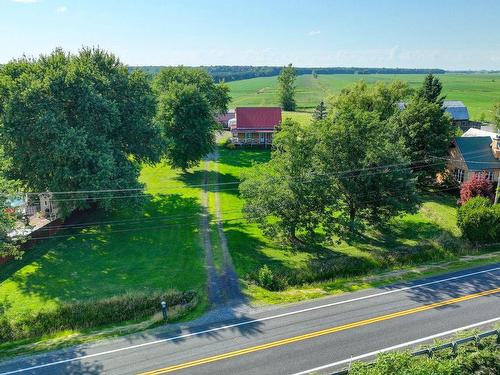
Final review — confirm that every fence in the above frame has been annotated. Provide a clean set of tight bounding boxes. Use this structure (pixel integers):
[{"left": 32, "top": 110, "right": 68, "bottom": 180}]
[{"left": 330, "top": 329, "right": 500, "bottom": 375}]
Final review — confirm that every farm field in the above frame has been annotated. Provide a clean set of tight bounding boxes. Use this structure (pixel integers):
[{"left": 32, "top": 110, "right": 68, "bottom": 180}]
[
  {"left": 228, "top": 73, "right": 500, "bottom": 121},
  {"left": 0, "top": 162, "right": 208, "bottom": 330},
  {"left": 215, "top": 147, "right": 498, "bottom": 304}
]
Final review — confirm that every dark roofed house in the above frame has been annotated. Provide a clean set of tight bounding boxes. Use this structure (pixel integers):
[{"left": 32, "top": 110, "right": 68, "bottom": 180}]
[
  {"left": 447, "top": 134, "right": 500, "bottom": 184},
  {"left": 443, "top": 100, "right": 470, "bottom": 131},
  {"left": 230, "top": 107, "right": 282, "bottom": 146}
]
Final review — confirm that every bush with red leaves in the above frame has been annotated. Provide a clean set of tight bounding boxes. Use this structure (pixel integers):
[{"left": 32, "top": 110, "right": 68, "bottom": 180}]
[{"left": 458, "top": 173, "right": 494, "bottom": 205}]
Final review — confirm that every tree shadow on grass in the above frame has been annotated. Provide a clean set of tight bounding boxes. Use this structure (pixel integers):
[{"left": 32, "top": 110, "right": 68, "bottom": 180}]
[
  {"left": 3, "top": 193, "right": 205, "bottom": 304},
  {"left": 175, "top": 170, "right": 241, "bottom": 196}
]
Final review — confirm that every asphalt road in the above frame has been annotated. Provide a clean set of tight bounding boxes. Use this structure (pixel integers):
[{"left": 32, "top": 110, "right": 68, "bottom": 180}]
[{"left": 1, "top": 264, "right": 499, "bottom": 375}]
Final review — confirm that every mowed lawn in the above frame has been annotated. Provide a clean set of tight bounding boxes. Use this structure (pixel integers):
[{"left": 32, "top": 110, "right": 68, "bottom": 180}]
[
  {"left": 216, "top": 148, "right": 466, "bottom": 303},
  {"left": 228, "top": 73, "right": 500, "bottom": 121},
  {"left": 0, "top": 163, "right": 208, "bottom": 322}
]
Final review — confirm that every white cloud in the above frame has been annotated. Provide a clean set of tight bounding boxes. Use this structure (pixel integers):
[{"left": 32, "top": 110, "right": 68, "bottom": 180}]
[
  {"left": 307, "top": 30, "right": 321, "bottom": 36},
  {"left": 9, "top": 0, "right": 39, "bottom": 3},
  {"left": 55, "top": 5, "right": 67, "bottom": 13}
]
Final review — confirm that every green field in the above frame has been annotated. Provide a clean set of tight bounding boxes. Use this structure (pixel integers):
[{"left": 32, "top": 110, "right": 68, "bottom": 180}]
[
  {"left": 0, "top": 162, "right": 208, "bottom": 325},
  {"left": 228, "top": 74, "right": 500, "bottom": 121}
]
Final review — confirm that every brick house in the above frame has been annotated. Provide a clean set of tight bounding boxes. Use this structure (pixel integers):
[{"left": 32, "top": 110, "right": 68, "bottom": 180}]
[
  {"left": 448, "top": 131, "right": 500, "bottom": 184},
  {"left": 229, "top": 107, "right": 282, "bottom": 146}
]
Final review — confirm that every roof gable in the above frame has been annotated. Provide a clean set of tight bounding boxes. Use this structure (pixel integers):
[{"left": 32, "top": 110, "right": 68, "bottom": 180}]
[
  {"left": 454, "top": 136, "right": 500, "bottom": 171},
  {"left": 234, "top": 107, "right": 282, "bottom": 129}
]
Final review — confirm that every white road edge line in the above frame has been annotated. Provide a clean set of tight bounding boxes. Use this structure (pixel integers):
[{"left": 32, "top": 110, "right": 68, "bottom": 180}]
[
  {"left": 1, "top": 265, "right": 499, "bottom": 375},
  {"left": 289, "top": 316, "right": 500, "bottom": 375}
]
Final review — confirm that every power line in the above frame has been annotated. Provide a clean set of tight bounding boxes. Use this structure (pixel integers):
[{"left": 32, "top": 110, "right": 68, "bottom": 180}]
[{"left": 6, "top": 148, "right": 481, "bottom": 197}]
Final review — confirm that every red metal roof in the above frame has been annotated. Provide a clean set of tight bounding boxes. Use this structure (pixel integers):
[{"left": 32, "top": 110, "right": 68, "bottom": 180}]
[{"left": 233, "top": 107, "right": 282, "bottom": 130}]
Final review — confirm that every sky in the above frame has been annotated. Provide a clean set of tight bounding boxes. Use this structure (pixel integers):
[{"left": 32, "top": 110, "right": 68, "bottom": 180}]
[{"left": 1, "top": 0, "right": 500, "bottom": 70}]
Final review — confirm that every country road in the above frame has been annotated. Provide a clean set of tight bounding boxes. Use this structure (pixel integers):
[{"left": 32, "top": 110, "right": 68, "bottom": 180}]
[{"left": 1, "top": 264, "right": 499, "bottom": 375}]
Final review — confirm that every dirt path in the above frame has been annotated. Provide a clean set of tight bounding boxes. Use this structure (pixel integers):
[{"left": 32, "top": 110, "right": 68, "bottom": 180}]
[
  {"left": 200, "top": 157, "right": 224, "bottom": 307},
  {"left": 200, "top": 151, "right": 245, "bottom": 307},
  {"left": 213, "top": 149, "right": 245, "bottom": 304}
]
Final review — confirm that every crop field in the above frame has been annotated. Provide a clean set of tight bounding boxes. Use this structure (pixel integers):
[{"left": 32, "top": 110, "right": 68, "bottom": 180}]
[{"left": 228, "top": 73, "right": 500, "bottom": 121}]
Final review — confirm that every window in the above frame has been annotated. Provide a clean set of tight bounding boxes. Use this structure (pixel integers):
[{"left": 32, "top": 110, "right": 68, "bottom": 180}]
[
  {"left": 475, "top": 171, "right": 494, "bottom": 181},
  {"left": 453, "top": 168, "right": 465, "bottom": 183}
]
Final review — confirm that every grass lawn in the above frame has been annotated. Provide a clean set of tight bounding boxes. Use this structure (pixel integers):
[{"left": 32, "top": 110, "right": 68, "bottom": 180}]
[
  {"left": 228, "top": 73, "right": 500, "bottom": 121},
  {"left": 0, "top": 162, "right": 208, "bottom": 326},
  {"left": 216, "top": 147, "right": 497, "bottom": 304}
]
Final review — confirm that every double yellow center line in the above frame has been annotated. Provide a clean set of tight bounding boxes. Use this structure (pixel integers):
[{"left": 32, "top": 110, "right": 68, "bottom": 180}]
[{"left": 138, "top": 287, "right": 500, "bottom": 374}]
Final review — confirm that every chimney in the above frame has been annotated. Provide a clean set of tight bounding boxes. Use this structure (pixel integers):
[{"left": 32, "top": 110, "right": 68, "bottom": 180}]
[{"left": 493, "top": 133, "right": 500, "bottom": 159}]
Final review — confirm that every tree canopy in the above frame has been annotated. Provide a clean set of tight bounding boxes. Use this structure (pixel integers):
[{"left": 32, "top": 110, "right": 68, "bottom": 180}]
[
  {"left": 391, "top": 95, "right": 454, "bottom": 185},
  {"left": 277, "top": 64, "right": 297, "bottom": 111},
  {"left": 241, "top": 82, "right": 419, "bottom": 242},
  {"left": 155, "top": 83, "right": 217, "bottom": 170},
  {"left": 240, "top": 119, "right": 328, "bottom": 243},
  {"left": 152, "top": 66, "right": 230, "bottom": 116},
  {"left": 153, "top": 66, "right": 230, "bottom": 170},
  {"left": 318, "top": 82, "right": 417, "bottom": 232},
  {"left": 0, "top": 48, "right": 162, "bottom": 213},
  {"left": 418, "top": 73, "right": 444, "bottom": 104}
]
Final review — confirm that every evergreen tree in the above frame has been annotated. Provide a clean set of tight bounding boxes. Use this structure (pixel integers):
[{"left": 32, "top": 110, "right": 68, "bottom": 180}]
[
  {"left": 277, "top": 63, "right": 297, "bottom": 111},
  {"left": 313, "top": 101, "right": 328, "bottom": 120},
  {"left": 418, "top": 73, "right": 444, "bottom": 104}
]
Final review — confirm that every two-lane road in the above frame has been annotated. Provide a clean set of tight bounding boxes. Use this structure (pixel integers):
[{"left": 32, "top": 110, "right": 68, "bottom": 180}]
[{"left": 1, "top": 264, "right": 499, "bottom": 375}]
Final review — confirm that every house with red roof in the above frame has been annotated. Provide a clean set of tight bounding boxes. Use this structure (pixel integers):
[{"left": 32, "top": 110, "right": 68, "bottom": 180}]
[{"left": 229, "top": 107, "right": 282, "bottom": 146}]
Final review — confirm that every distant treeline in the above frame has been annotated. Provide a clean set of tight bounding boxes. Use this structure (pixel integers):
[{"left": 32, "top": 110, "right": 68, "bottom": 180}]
[{"left": 130, "top": 65, "right": 446, "bottom": 82}]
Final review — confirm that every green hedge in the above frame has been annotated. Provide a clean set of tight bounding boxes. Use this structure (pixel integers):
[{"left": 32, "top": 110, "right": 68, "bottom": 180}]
[
  {"left": 457, "top": 197, "right": 500, "bottom": 243},
  {"left": 0, "top": 290, "right": 196, "bottom": 342}
]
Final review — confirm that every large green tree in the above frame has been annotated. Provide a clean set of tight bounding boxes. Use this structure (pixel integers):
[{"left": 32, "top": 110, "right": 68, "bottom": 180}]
[
  {"left": 240, "top": 119, "right": 328, "bottom": 243},
  {"left": 391, "top": 95, "right": 454, "bottom": 185},
  {"left": 0, "top": 48, "right": 162, "bottom": 213},
  {"left": 277, "top": 63, "right": 297, "bottom": 111},
  {"left": 317, "top": 83, "right": 417, "bottom": 233},
  {"left": 155, "top": 83, "right": 217, "bottom": 171},
  {"left": 153, "top": 67, "right": 230, "bottom": 170},
  {"left": 152, "top": 66, "right": 230, "bottom": 116}
]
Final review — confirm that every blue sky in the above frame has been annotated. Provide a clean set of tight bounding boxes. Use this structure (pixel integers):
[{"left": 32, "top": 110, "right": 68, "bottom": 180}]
[{"left": 1, "top": 0, "right": 500, "bottom": 69}]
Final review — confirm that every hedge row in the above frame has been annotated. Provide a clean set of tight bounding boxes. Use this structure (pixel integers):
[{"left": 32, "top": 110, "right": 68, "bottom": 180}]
[{"left": 0, "top": 290, "right": 196, "bottom": 342}]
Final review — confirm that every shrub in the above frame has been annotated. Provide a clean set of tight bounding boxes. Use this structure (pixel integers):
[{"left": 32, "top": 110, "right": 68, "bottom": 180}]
[
  {"left": 458, "top": 174, "right": 494, "bottom": 205},
  {"left": 256, "top": 265, "right": 288, "bottom": 291},
  {"left": 349, "top": 339, "right": 499, "bottom": 375},
  {"left": 457, "top": 197, "right": 500, "bottom": 243},
  {"left": 0, "top": 290, "right": 197, "bottom": 342}
]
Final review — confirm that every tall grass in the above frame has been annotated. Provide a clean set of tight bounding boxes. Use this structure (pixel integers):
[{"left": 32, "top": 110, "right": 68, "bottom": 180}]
[
  {"left": 250, "top": 234, "right": 477, "bottom": 290},
  {"left": 0, "top": 290, "right": 196, "bottom": 342}
]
